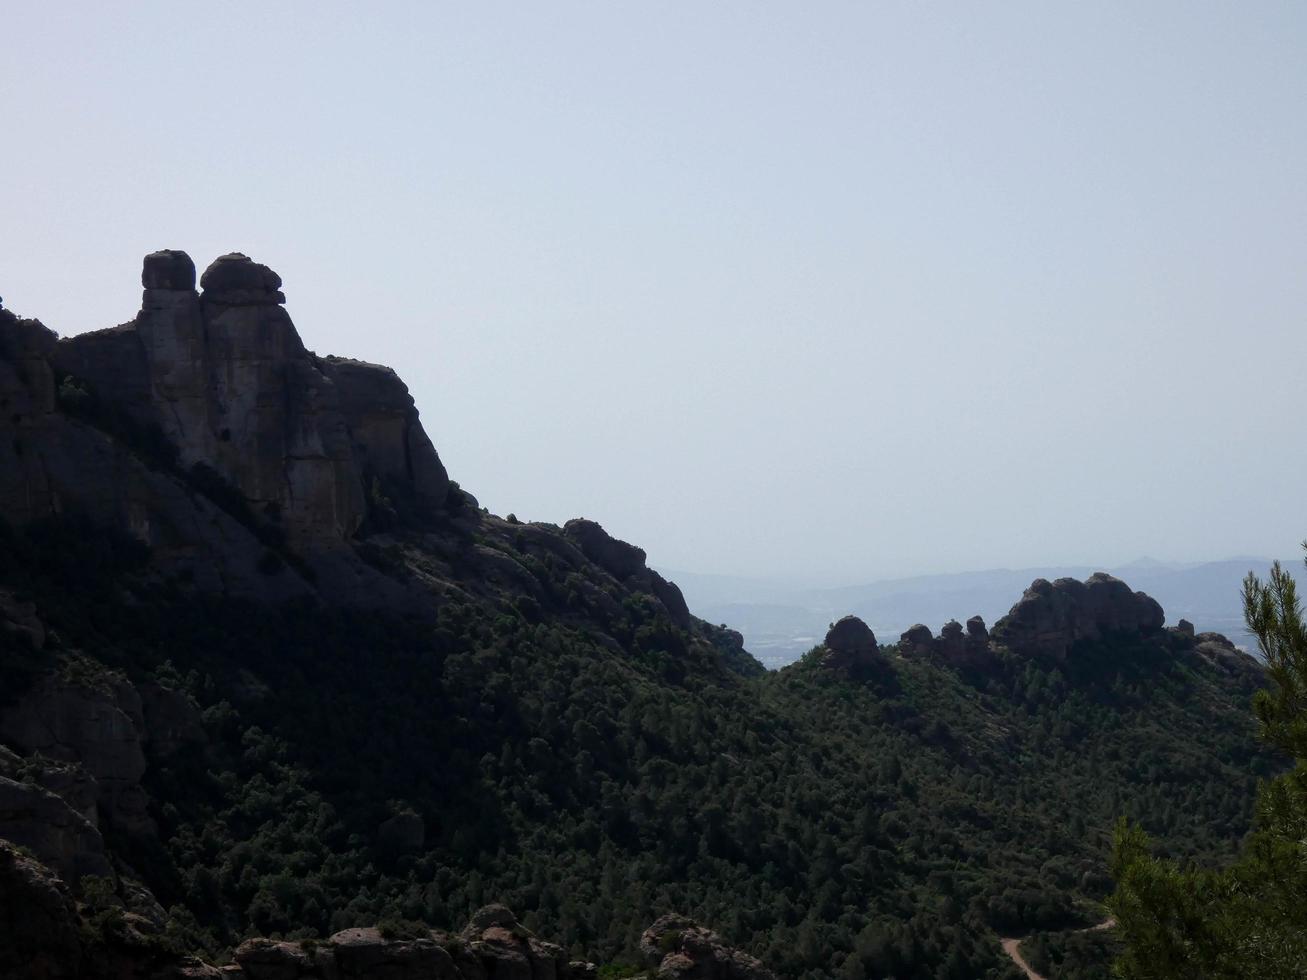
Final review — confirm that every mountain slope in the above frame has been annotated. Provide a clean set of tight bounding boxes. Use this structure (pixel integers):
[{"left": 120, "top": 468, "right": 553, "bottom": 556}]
[{"left": 0, "top": 252, "right": 1277, "bottom": 979}]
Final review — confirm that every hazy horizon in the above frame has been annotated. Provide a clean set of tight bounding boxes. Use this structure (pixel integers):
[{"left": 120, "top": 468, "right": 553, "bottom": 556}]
[{"left": 4, "top": 3, "right": 1304, "bottom": 580}]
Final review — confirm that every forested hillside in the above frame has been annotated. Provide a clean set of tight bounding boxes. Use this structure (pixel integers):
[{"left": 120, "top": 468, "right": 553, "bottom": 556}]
[
  {"left": 0, "top": 511, "right": 1274, "bottom": 979},
  {"left": 0, "top": 253, "right": 1277, "bottom": 979}
]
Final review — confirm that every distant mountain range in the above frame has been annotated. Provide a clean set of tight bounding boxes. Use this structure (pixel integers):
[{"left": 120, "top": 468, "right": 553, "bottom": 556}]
[{"left": 668, "top": 558, "right": 1296, "bottom": 667}]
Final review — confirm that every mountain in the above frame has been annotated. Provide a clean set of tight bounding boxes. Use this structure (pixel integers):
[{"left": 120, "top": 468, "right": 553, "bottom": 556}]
[
  {"left": 674, "top": 560, "right": 1290, "bottom": 668},
  {"left": 0, "top": 251, "right": 1279, "bottom": 979}
]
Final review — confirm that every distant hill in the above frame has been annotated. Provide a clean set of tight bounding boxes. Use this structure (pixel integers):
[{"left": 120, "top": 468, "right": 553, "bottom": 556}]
[{"left": 672, "top": 560, "right": 1293, "bottom": 667}]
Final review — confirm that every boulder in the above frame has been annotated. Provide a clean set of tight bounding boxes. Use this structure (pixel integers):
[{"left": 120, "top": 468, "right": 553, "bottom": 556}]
[
  {"left": 898, "top": 624, "right": 934, "bottom": 658},
  {"left": 822, "top": 616, "right": 879, "bottom": 671},
  {"left": 329, "top": 927, "right": 459, "bottom": 979},
  {"left": 639, "top": 913, "right": 775, "bottom": 980},
  {"left": 142, "top": 249, "right": 197, "bottom": 291},
  {"left": 199, "top": 252, "right": 285, "bottom": 306},
  {"left": 1176, "top": 618, "right": 1195, "bottom": 637},
  {"left": 936, "top": 620, "right": 966, "bottom": 660},
  {"left": 991, "top": 573, "right": 1164, "bottom": 660},
  {"left": 233, "top": 938, "right": 313, "bottom": 980}
]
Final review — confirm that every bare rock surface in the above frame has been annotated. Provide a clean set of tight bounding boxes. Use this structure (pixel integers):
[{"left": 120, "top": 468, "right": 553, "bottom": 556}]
[
  {"left": 0, "top": 589, "right": 46, "bottom": 649},
  {"left": 0, "top": 670, "right": 152, "bottom": 834},
  {"left": 0, "top": 775, "right": 112, "bottom": 880},
  {"left": 822, "top": 615, "right": 880, "bottom": 671},
  {"left": 0, "top": 840, "right": 83, "bottom": 979},
  {"left": 564, "top": 519, "right": 647, "bottom": 579},
  {"left": 897, "top": 618, "right": 995, "bottom": 667},
  {"left": 639, "top": 913, "right": 776, "bottom": 980},
  {"left": 1193, "top": 632, "right": 1262, "bottom": 676},
  {"left": 991, "top": 573, "right": 1164, "bottom": 660}
]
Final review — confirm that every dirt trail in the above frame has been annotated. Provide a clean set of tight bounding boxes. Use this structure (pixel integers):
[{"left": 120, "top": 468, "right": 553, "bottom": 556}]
[
  {"left": 1001, "top": 937, "right": 1042, "bottom": 979},
  {"left": 1000, "top": 918, "right": 1116, "bottom": 980}
]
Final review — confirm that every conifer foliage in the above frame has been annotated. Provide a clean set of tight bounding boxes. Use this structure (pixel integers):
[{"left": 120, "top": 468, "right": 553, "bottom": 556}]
[{"left": 1109, "top": 551, "right": 1307, "bottom": 978}]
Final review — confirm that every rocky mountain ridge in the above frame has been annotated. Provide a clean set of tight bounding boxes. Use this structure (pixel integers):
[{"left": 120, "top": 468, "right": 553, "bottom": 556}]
[
  {"left": 812, "top": 570, "right": 1259, "bottom": 680},
  {"left": 0, "top": 252, "right": 1275, "bottom": 979}
]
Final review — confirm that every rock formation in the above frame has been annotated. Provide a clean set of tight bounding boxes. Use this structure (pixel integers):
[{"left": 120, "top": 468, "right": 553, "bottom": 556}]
[
  {"left": 0, "top": 841, "right": 85, "bottom": 980},
  {"left": 0, "top": 670, "right": 152, "bottom": 835},
  {"left": 991, "top": 573, "right": 1165, "bottom": 660},
  {"left": 564, "top": 518, "right": 692, "bottom": 628},
  {"left": 896, "top": 618, "right": 993, "bottom": 667},
  {"left": 0, "top": 251, "right": 715, "bottom": 638},
  {"left": 821, "top": 615, "right": 880, "bottom": 672},
  {"left": 639, "top": 913, "right": 776, "bottom": 980},
  {"left": 50, "top": 250, "right": 449, "bottom": 546},
  {"left": 1192, "top": 632, "right": 1261, "bottom": 676},
  {"left": 216, "top": 903, "right": 606, "bottom": 980}
]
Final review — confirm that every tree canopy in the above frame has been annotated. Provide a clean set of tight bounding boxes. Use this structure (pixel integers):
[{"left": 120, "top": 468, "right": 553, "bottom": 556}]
[{"left": 1109, "top": 551, "right": 1307, "bottom": 978}]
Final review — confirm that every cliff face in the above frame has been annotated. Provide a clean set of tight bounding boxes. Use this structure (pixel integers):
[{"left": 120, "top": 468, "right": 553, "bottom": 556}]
[
  {"left": 49, "top": 250, "right": 447, "bottom": 547},
  {"left": 991, "top": 572, "right": 1165, "bottom": 660},
  {"left": 0, "top": 250, "right": 465, "bottom": 606}
]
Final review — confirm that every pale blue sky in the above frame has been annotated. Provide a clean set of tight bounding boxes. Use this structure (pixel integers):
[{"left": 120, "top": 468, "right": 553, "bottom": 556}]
[{"left": 3, "top": 3, "right": 1305, "bottom": 580}]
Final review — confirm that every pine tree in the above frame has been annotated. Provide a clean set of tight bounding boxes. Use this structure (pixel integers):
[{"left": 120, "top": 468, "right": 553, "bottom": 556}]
[{"left": 1108, "top": 553, "right": 1307, "bottom": 978}]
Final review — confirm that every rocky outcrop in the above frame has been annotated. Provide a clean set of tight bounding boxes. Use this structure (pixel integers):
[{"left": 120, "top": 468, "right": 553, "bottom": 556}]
[
  {"left": 898, "top": 624, "right": 934, "bottom": 658},
  {"left": 0, "top": 670, "right": 152, "bottom": 834},
  {"left": 0, "top": 590, "right": 46, "bottom": 649},
  {"left": 0, "top": 841, "right": 83, "bottom": 980},
  {"left": 232, "top": 905, "right": 590, "bottom": 980},
  {"left": 563, "top": 518, "right": 692, "bottom": 628},
  {"left": 897, "top": 616, "right": 995, "bottom": 668},
  {"left": 1192, "top": 632, "right": 1261, "bottom": 676},
  {"left": 820, "top": 616, "right": 880, "bottom": 672},
  {"left": 0, "top": 776, "right": 112, "bottom": 880},
  {"left": 991, "top": 573, "right": 1165, "bottom": 660},
  {"left": 16, "top": 249, "right": 450, "bottom": 555},
  {"left": 323, "top": 356, "right": 450, "bottom": 515},
  {"left": 564, "top": 519, "right": 647, "bottom": 579},
  {"left": 1176, "top": 618, "right": 1195, "bottom": 637},
  {"left": 639, "top": 913, "right": 775, "bottom": 980}
]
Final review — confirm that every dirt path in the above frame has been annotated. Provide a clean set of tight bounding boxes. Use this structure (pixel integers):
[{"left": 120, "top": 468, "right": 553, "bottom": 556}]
[
  {"left": 1001, "top": 937, "right": 1042, "bottom": 979},
  {"left": 1000, "top": 918, "right": 1116, "bottom": 980}
]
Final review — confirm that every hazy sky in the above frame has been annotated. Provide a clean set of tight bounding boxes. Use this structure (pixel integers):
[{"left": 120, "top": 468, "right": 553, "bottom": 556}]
[{"left": 3, "top": 3, "right": 1305, "bottom": 581}]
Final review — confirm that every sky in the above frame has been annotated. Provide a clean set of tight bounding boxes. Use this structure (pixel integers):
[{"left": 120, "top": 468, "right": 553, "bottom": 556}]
[{"left": 2, "top": 3, "right": 1305, "bottom": 582}]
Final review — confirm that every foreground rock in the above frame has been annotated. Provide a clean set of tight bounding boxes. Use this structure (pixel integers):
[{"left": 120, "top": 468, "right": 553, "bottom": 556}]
[
  {"left": 226, "top": 903, "right": 605, "bottom": 980},
  {"left": 991, "top": 573, "right": 1164, "bottom": 660},
  {"left": 639, "top": 913, "right": 776, "bottom": 980}
]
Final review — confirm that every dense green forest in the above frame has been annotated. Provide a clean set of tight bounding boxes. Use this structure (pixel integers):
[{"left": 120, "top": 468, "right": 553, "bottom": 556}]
[{"left": 0, "top": 513, "right": 1276, "bottom": 979}]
